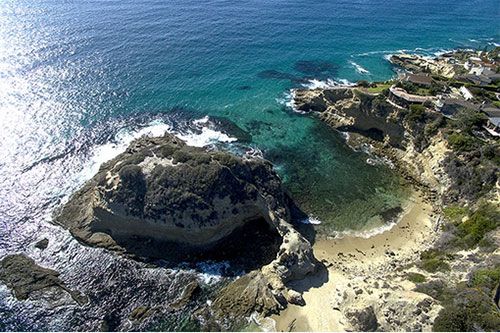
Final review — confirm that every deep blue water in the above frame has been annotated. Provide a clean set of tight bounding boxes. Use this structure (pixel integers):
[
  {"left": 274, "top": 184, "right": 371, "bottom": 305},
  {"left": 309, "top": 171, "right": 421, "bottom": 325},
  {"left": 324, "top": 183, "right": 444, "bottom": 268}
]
[{"left": 0, "top": 0, "right": 498, "bottom": 330}]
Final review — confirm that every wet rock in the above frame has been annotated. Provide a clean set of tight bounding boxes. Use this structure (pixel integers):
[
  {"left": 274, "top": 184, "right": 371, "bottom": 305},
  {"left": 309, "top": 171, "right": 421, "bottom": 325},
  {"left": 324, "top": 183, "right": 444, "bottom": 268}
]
[
  {"left": 345, "top": 305, "right": 379, "bottom": 332},
  {"left": 0, "top": 254, "right": 86, "bottom": 305},
  {"left": 286, "top": 289, "right": 305, "bottom": 306},
  {"left": 34, "top": 238, "right": 49, "bottom": 250},
  {"left": 170, "top": 280, "right": 199, "bottom": 310},
  {"left": 293, "top": 87, "right": 405, "bottom": 147},
  {"left": 129, "top": 306, "right": 154, "bottom": 322},
  {"left": 212, "top": 271, "right": 284, "bottom": 321}
]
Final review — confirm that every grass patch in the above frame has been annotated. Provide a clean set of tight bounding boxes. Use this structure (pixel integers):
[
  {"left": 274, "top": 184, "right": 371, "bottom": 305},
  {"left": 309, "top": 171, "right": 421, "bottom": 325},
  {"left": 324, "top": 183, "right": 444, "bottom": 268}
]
[
  {"left": 415, "top": 87, "right": 431, "bottom": 96},
  {"left": 407, "top": 272, "right": 426, "bottom": 283},
  {"left": 366, "top": 83, "right": 391, "bottom": 93}
]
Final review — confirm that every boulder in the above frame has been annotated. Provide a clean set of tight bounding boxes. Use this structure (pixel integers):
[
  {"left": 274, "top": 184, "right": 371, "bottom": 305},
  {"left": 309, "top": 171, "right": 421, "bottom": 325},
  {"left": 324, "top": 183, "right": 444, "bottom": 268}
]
[
  {"left": 345, "top": 305, "right": 379, "bottom": 332},
  {"left": 212, "top": 271, "right": 284, "bottom": 319}
]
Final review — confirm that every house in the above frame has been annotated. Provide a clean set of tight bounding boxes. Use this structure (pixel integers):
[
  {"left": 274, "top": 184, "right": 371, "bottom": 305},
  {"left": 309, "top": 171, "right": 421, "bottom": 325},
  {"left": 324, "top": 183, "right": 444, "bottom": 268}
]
[
  {"left": 460, "top": 86, "right": 473, "bottom": 100},
  {"left": 482, "top": 107, "right": 500, "bottom": 131},
  {"left": 489, "top": 73, "right": 500, "bottom": 83},
  {"left": 457, "top": 74, "right": 492, "bottom": 86},
  {"left": 469, "top": 67, "right": 485, "bottom": 75},
  {"left": 403, "top": 73, "right": 433, "bottom": 87},
  {"left": 438, "top": 98, "right": 480, "bottom": 117}
]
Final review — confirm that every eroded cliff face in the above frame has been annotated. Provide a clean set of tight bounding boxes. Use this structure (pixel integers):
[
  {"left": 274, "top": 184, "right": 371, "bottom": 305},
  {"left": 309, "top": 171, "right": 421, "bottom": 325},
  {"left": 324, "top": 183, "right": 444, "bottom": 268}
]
[
  {"left": 55, "top": 134, "right": 316, "bottom": 287},
  {"left": 294, "top": 88, "right": 405, "bottom": 147},
  {"left": 293, "top": 87, "right": 451, "bottom": 198}
]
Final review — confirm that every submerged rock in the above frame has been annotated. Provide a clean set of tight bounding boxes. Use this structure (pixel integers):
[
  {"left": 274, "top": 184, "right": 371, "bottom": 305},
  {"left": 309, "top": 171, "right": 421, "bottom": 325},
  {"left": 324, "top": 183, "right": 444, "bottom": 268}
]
[
  {"left": 0, "top": 254, "right": 86, "bottom": 305},
  {"left": 55, "top": 133, "right": 316, "bottom": 284}
]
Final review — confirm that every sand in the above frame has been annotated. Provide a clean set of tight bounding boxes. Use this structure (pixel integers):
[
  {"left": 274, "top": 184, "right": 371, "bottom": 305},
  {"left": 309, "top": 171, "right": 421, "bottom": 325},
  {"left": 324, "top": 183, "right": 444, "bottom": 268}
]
[{"left": 272, "top": 191, "right": 439, "bottom": 331}]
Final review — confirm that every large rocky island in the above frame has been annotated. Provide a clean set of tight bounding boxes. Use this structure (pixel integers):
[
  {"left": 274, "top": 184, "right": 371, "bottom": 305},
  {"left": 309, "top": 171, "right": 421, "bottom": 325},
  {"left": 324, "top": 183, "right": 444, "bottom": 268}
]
[{"left": 52, "top": 132, "right": 316, "bottom": 327}]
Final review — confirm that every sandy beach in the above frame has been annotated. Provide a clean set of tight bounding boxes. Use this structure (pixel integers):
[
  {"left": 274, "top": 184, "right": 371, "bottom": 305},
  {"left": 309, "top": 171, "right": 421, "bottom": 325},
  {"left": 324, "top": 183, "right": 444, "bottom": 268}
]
[{"left": 272, "top": 191, "right": 442, "bottom": 331}]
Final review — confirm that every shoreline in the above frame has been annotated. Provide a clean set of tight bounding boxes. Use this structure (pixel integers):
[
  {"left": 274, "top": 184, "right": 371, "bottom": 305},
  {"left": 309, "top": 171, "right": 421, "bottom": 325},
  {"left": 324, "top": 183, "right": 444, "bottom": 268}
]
[{"left": 272, "top": 190, "right": 441, "bottom": 331}]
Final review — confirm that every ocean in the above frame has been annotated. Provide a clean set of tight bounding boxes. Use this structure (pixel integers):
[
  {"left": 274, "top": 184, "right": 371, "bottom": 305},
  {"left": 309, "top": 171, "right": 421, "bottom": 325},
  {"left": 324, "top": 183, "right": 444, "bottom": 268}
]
[{"left": 0, "top": 0, "right": 498, "bottom": 330}]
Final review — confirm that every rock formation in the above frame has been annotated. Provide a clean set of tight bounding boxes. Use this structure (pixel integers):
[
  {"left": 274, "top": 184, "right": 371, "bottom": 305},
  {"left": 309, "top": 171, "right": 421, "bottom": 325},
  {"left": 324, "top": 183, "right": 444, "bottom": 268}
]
[
  {"left": 293, "top": 88, "right": 405, "bottom": 147},
  {"left": 292, "top": 87, "right": 451, "bottom": 196},
  {"left": 55, "top": 133, "right": 316, "bottom": 287}
]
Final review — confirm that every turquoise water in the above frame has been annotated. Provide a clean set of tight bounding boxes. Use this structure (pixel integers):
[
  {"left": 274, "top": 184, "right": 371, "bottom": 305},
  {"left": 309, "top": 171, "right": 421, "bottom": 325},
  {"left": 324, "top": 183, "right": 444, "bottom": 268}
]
[{"left": 0, "top": 0, "right": 499, "bottom": 237}]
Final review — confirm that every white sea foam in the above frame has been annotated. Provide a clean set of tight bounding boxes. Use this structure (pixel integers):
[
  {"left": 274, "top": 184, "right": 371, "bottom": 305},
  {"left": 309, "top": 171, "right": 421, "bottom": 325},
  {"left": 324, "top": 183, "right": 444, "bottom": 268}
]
[
  {"left": 194, "top": 261, "right": 234, "bottom": 285},
  {"left": 302, "top": 78, "right": 355, "bottom": 90},
  {"left": 280, "top": 89, "right": 305, "bottom": 114},
  {"left": 302, "top": 78, "right": 337, "bottom": 89},
  {"left": 192, "top": 115, "right": 210, "bottom": 125},
  {"left": 301, "top": 216, "right": 322, "bottom": 225},
  {"left": 80, "top": 117, "right": 237, "bottom": 181},
  {"left": 334, "top": 221, "right": 399, "bottom": 239},
  {"left": 176, "top": 126, "right": 237, "bottom": 147},
  {"left": 349, "top": 60, "right": 370, "bottom": 74},
  {"left": 83, "top": 120, "right": 172, "bottom": 179}
]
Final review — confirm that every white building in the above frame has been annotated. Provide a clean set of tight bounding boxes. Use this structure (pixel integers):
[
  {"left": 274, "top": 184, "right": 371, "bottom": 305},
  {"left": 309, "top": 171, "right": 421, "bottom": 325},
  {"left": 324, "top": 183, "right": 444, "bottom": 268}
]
[{"left": 460, "top": 86, "right": 473, "bottom": 100}]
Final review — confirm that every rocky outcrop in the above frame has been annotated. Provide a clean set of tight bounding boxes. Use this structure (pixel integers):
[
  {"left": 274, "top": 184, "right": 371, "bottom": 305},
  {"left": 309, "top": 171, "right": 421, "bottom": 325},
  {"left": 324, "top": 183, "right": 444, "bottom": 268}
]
[
  {"left": 294, "top": 88, "right": 405, "bottom": 147},
  {"left": 55, "top": 133, "right": 316, "bottom": 286},
  {"left": 390, "top": 53, "right": 457, "bottom": 78},
  {"left": 293, "top": 87, "right": 451, "bottom": 198},
  {"left": 212, "top": 271, "right": 284, "bottom": 320}
]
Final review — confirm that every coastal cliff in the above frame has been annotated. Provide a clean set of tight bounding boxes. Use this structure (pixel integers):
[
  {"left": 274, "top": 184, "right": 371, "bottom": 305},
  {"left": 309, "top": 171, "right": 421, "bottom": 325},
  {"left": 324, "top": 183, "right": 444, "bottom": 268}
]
[
  {"left": 289, "top": 48, "right": 500, "bottom": 332},
  {"left": 293, "top": 87, "right": 451, "bottom": 197}
]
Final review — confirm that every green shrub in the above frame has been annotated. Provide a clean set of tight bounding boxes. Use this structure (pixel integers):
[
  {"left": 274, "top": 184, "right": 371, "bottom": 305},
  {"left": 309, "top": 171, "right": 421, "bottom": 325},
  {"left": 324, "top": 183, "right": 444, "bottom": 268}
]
[
  {"left": 446, "top": 132, "right": 476, "bottom": 151},
  {"left": 454, "top": 203, "right": 500, "bottom": 248},
  {"left": 433, "top": 288, "right": 500, "bottom": 332},
  {"left": 443, "top": 205, "right": 468, "bottom": 224},
  {"left": 419, "top": 249, "right": 452, "bottom": 273},
  {"left": 407, "top": 272, "right": 426, "bottom": 283},
  {"left": 452, "top": 108, "right": 488, "bottom": 134},
  {"left": 172, "top": 149, "right": 193, "bottom": 163},
  {"left": 406, "top": 104, "right": 426, "bottom": 122},
  {"left": 356, "top": 80, "right": 370, "bottom": 88},
  {"left": 471, "top": 266, "right": 500, "bottom": 291},
  {"left": 395, "top": 81, "right": 417, "bottom": 94},
  {"left": 421, "top": 258, "right": 451, "bottom": 273}
]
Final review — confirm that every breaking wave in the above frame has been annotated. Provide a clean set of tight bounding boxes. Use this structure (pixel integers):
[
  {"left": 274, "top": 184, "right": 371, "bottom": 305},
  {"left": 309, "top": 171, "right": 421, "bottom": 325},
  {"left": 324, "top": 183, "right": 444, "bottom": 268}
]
[{"left": 349, "top": 60, "right": 370, "bottom": 74}]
